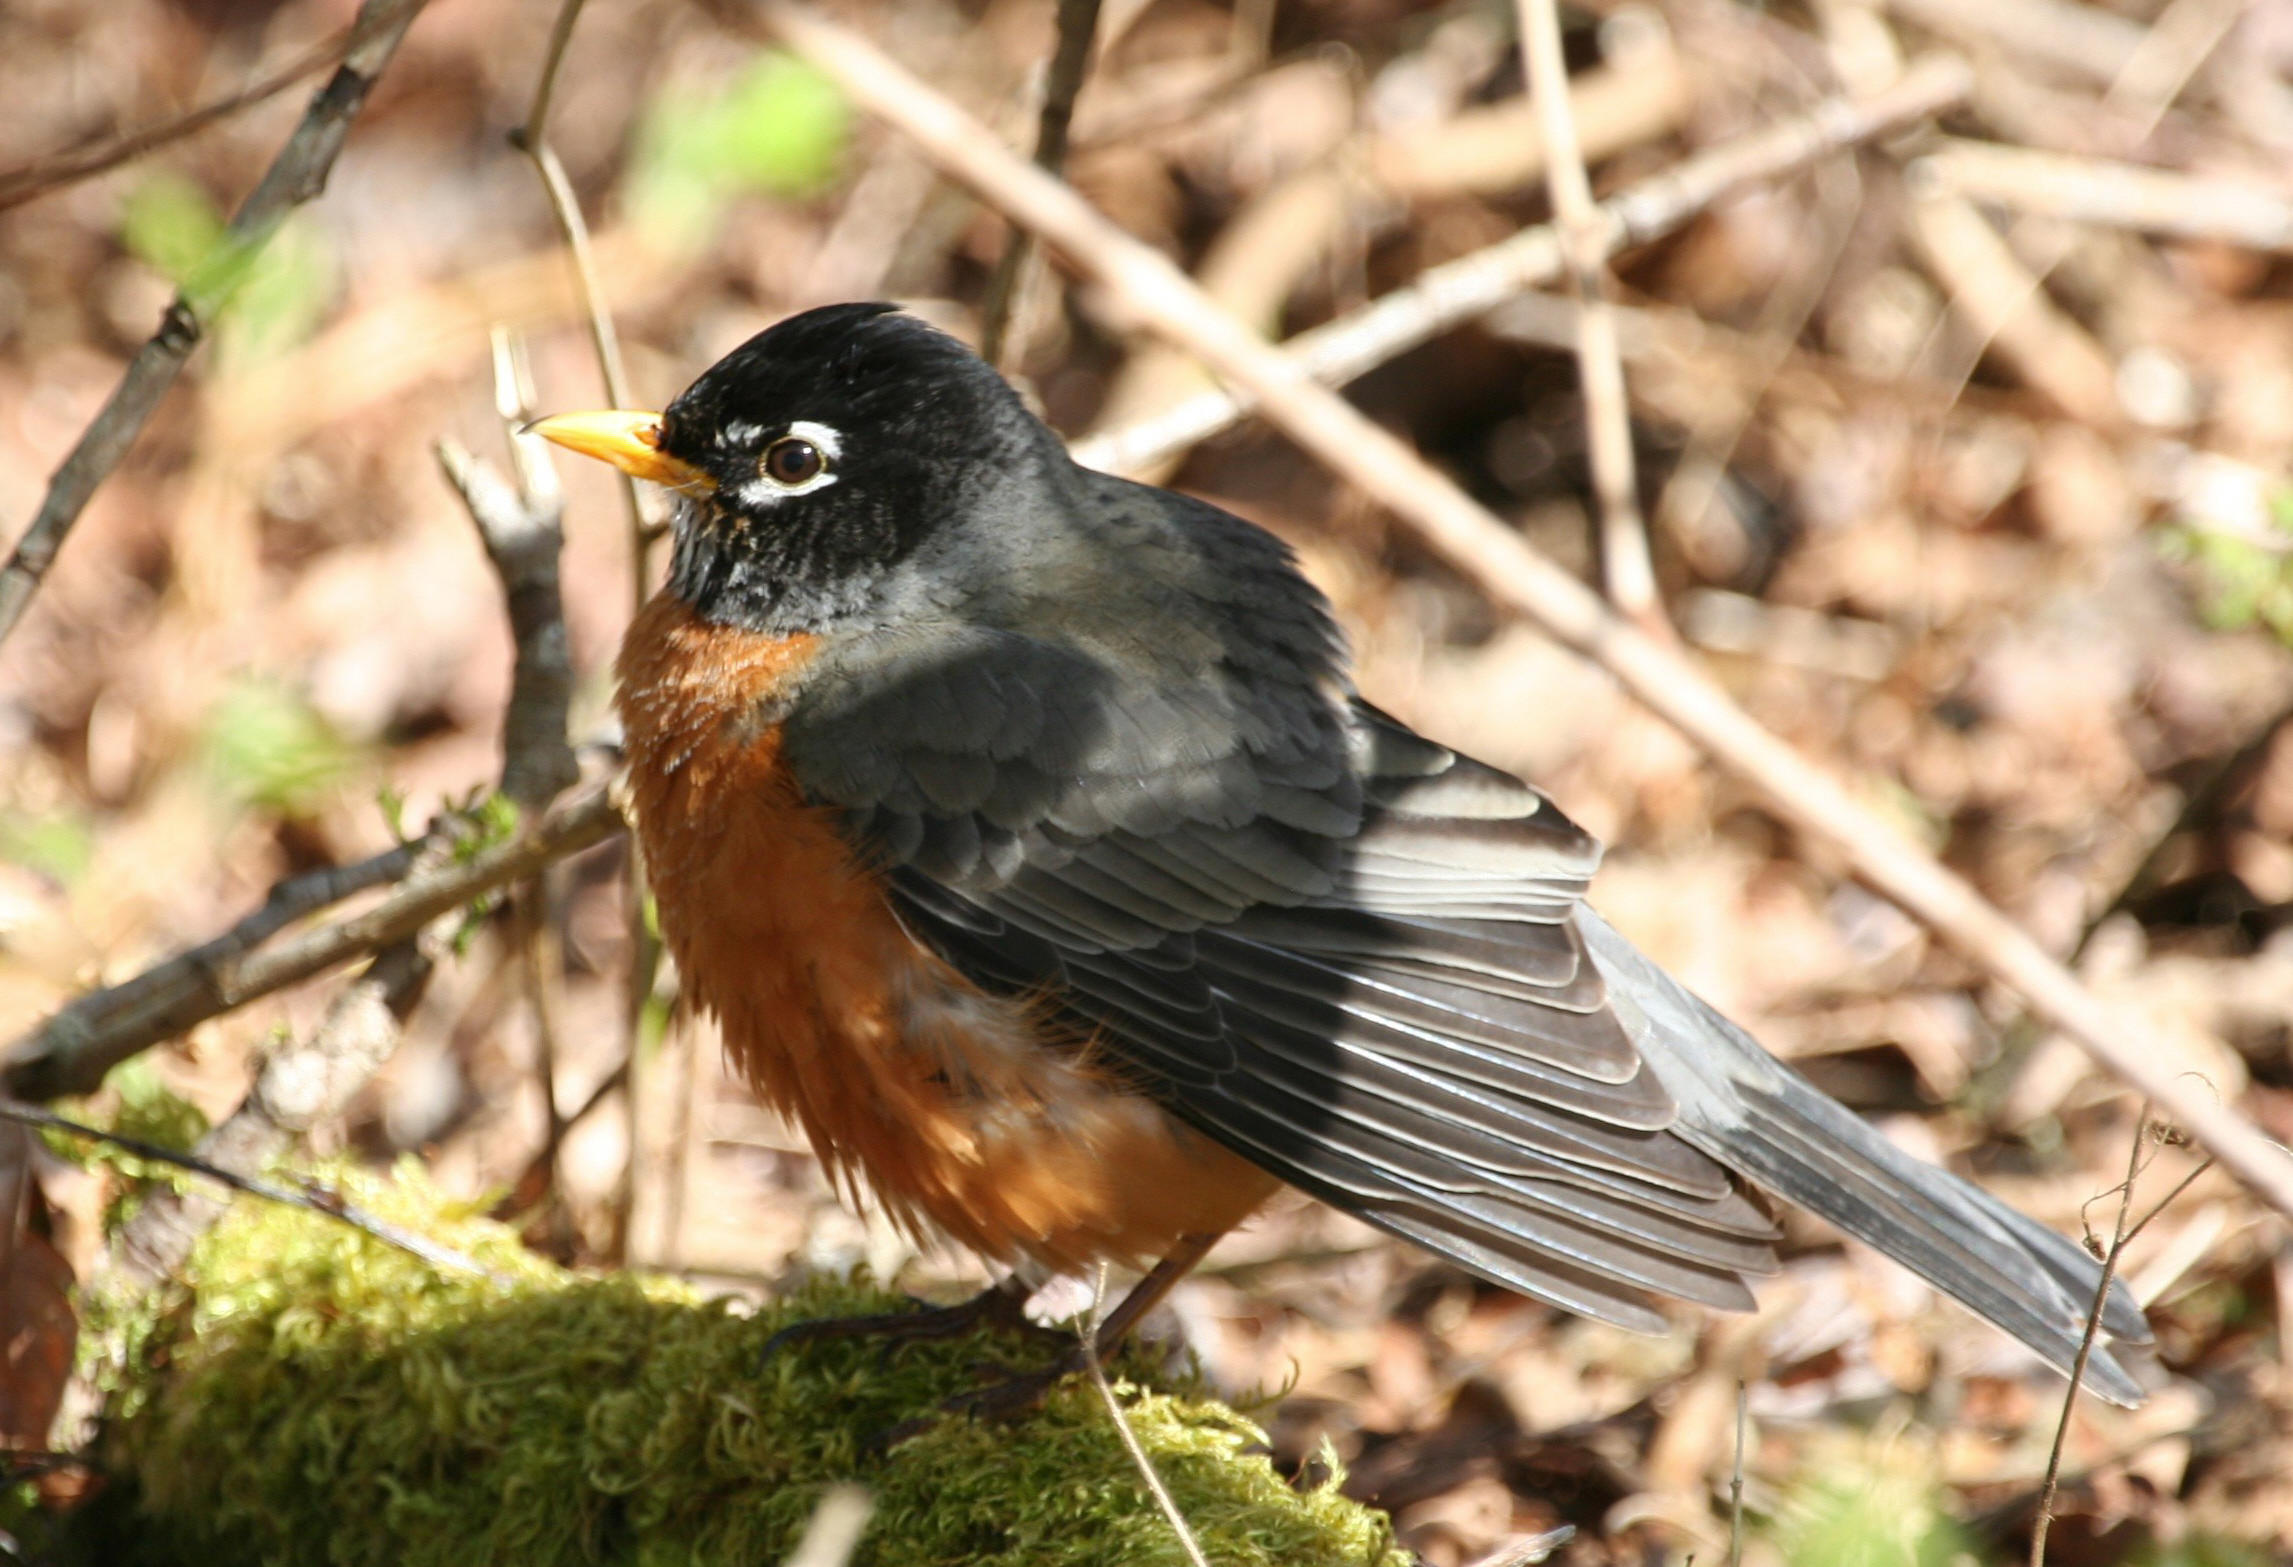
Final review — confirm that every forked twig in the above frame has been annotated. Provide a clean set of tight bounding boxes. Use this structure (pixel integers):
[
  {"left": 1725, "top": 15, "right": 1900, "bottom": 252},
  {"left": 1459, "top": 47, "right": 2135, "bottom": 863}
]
[
  {"left": 2031, "top": 1110, "right": 2211, "bottom": 1567},
  {"left": 0, "top": 0, "right": 430, "bottom": 648},
  {"left": 1069, "top": 57, "right": 1973, "bottom": 477},
  {"left": 1512, "top": 0, "right": 1658, "bottom": 620},
  {"left": 439, "top": 327, "right": 585, "bottom": 1228}
]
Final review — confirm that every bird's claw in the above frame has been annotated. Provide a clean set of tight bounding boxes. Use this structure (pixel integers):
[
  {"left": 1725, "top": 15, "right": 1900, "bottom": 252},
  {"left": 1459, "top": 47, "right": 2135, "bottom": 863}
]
[
  {"left": 758, "top": 1279, "right": 1061, "bottom": 1372},
  {"left": 872, "top": 1353, "right": 1086, "bottom": 1450}
]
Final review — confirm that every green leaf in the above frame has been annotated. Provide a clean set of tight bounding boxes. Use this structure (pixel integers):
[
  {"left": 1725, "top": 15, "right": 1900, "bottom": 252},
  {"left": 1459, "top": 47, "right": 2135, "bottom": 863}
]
[
  {"left": 0, "top": 810, "right": 94, "bottom": 887},
  {"left": 119, "top": 173, "right": 227, "bottom": 285},
  {"left": 197, "top": 678, "right": 361, "bottom": 817},
  {"left": 628, "top": 52, "right": 849, "bottom": 248},
  {"left": 117, "top": 172, "right": 335, "bottom": 363},
  {"left": 1771, "top": 1464, "right": 1972, "bottom": 1567}
]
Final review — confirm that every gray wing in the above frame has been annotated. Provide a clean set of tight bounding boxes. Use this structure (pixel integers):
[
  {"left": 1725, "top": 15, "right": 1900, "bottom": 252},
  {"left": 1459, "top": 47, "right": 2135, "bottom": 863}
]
[{"left": 779, "top": 476, "right": 2148, "bottom": 1398}]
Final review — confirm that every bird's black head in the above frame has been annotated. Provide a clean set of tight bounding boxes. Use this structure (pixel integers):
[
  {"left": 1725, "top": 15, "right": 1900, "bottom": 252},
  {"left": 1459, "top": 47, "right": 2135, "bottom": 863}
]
[{"left": 536, "top": 303, "right": 1057, "bottom": 633}]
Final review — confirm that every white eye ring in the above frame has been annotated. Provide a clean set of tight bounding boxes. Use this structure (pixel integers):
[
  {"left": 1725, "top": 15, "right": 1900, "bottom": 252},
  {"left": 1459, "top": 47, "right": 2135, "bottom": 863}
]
[
  {"left": 749, "top": 419, "right": 843, "bottom": 499},
  {"left": 786, "top": 420, "right": 842, "bottom": 462}
]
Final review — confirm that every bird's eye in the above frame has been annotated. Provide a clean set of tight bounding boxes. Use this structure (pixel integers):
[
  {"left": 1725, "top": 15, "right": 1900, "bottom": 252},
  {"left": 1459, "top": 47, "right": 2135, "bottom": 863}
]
[{"left": 763, "top": 435, "right": 826, "bottom": 486}]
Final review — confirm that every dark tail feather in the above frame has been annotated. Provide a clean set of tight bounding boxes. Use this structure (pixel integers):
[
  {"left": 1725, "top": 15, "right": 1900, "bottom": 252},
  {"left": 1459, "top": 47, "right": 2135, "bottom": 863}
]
[{"left": 1577, "top": 910, "right": 2149, "bottom": 1407}]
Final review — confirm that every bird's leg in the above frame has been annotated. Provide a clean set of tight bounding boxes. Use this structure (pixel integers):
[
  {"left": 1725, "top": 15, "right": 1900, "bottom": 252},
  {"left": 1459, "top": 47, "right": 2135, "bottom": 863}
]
[
  {"left": 759, "top": 1272, "right": 1065, "bottom": 1365},
  {"left": 885, "top": 1230, "right": 1225, "bottom": 1441}
]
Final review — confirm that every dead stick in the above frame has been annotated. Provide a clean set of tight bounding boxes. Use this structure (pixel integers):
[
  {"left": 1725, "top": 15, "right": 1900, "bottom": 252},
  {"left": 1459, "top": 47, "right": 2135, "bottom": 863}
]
[
  {"left": 0, "top": 26, "right": 354, "bottom": 211},
  {"left": 1910, "top": 138, "right": 2293, "bottom": 253},
  {"left": 978, "top": 0, "right": 1105, "bottom": 369},
  {"left": 2, "top": 787, "right": 623, "bottom": 1103},
  {"left": 0, "top": 0, "right": 429, "bottom": 648},
  {"left": 1070, "top": 55, "right": 1974, "bottom": 477},
  {"left": 3, "top": 1101, "right": 494, "bottom": 1278},
  {"left": 1512, "top": 0, "right": 1658, "bottom": 620},
  {"left": 509, "top": 0, "right": 656, "bottom": 1267},
  {"left": 753, "top": 0, "right": 2293, "bottom": 1221},
  {"left": 108, "top": 933, "right": 445, "bottom": 1289},
  {"left": 2031, "top": 1110, "right": 2151, "bottom": 1567}
]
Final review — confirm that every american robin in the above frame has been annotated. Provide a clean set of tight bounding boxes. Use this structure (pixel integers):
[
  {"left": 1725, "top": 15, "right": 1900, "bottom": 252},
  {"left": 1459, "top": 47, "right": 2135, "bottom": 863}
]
[{"left": 532, "top": 302, "right": 2148, "bottom": 1406}]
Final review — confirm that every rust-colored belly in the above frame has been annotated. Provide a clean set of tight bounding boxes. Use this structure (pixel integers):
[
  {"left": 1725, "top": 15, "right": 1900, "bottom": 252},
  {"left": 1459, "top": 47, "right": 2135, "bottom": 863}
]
[{"left": 616, "top": 593, "right": 1276, "bottom": 1270}]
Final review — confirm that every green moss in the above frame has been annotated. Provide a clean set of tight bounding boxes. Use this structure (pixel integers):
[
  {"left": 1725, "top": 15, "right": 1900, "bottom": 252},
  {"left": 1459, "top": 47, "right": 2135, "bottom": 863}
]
[{"left": 69, "top": 1164, "right": 1401, "bottom": 1567}]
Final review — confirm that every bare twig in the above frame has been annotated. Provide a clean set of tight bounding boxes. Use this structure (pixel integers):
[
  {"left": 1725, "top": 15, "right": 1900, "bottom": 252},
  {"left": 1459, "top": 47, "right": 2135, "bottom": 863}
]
[
  {"left": 508, "top": 0, "right": 659, "bottom": 1267},
  {"left": 0, "top": 26, "right": 354, "bottom": 211},
  {"left": 1880, "top": 0, "right": 2147, "bottom": 85},
  {"left": 1903, "top": 186, "right": 2122, "bottom": 424},
  {"left": 509, "top": 0, "right": 656, "bottom": 561},
  {"left": 2, "top": 833, "right": 436, "bottom": 1086},
  {"left": 496, "top": 1058, "right": 628, "bottom": 1220},
  {"left": 1910, "top": 138, "right": 2293, "bottom": 252},
  {"left": 440, "top": 327, "right": 585, "bottom": 1227},
  {"left": 2032, "top": 1110, "right": 2147, "bottom": 1567},
  {"left": 1512, "top": 0, "right": 1658, "bottom": 620},
  {"left": 750, "top": 1, "right": 2293, "bottom": 1221},
  {"left": 2, "top": 1100, "right": 491, "bottom": 1278},
  {"left": 978, "top": 0, "right": 1105, "bottom": 369},
  {"left": 109, "top": 933, "right": 446, "bottom": 1290},
  {"left": 2031, "top": 1134, "right": 2207, "bottom": 1563},
  {"left": 1070, "top": 56, "right": 1975, "bottom": 477},
  {"left": 0, "top": 0, "right": 429, "bottom": 649},
  {"left": 1729, "top": 1381, "right": 1747, "bottom": 1567},
  {"left": 436, "top": 331, "right": 580, "bottom": 814},
  {"left": 1083, "top": 1267, "right": 1212, "bottom": 1567},
  {"left": 2, "top": 786, "right": 624, "bottom": 1104},
  {"left": 1087, "top": 30, "right": 1690, "bottom": 482}
]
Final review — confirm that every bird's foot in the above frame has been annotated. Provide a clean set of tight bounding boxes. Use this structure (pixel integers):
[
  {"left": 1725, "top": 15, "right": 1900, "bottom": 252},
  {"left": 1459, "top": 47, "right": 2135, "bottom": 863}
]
[
  {"left": 875, "top": 1348, "right": 1091, "bottom": 1449},
  {"left": 759, "top": 1276, "right": 1062, "bottom": 1367}
]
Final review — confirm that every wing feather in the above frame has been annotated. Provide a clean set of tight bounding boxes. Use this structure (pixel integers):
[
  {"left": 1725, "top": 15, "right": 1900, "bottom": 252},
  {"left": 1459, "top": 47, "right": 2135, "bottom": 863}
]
[{"left": 771, "top": 470, "right": 2147, "bottom": 1399}]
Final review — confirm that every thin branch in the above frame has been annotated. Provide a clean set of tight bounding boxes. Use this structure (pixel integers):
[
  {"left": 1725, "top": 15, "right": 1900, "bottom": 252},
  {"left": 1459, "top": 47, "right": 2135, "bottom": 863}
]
[
  {"left": 1068, "top": 56, "right": 1975, "bottom": 477},
  {"left": 508, "top": 0, "right": 657, "bottom": 566},
  {"left": 2, "top": 833, "right": 436, "bottom": 1084},
  {"left": 0, "top": 26, "right": 354, "bottom": 211},
  {"left": 522, "top": 0, "right": 592, "bottom": 143},
  {"left": 439, "top": 327, "right": 586, "bottom": 1229},
  {"left": 0, "top": 0, "right": 430, "bottom": 650},
  {"left": 436, "top": 330, "right": 581, "bottom": 813},
  {"left": 1512, "top": 0, "right": 1658, "bottom": 621},
  {"left": 108, "top": 932, "right": 444, "bottom": 1290},
  {"left": 2032, "top": 1109, "right": 2150, "bottom": 1567},
  {"left": 0, "top": 1101, "right": 492, "bottom": 1279},
  {"left": 1729, "top": 1381, "right": 1746, "bottom": 1567},
  {"left": 1083, "top": 1267, "right": 1212, "bottom": 1567},
  {"left": 2, "top": 786, "right": 624, "bottom": 1104},
  {"left": 978, "top": 0, "right": 1105, "bottom": 369},
  {"left": 495, "top": 1058, "right": 627, "bottom": 1220},
  {"left": 506, "top": 0, "right": 659, "bottom": 1266},
  {"left": 1909, "top": 137, "right": 2293, "bottom": 252},
  {"left": 748, "top": 1, "right": 2293, "bottom": 1222}
]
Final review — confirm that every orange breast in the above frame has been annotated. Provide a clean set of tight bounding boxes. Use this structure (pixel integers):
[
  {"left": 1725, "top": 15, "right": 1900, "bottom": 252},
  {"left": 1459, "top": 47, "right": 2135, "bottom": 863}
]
[{"left": 615, "top": 593, "right": 1277, "bottom": 1271}]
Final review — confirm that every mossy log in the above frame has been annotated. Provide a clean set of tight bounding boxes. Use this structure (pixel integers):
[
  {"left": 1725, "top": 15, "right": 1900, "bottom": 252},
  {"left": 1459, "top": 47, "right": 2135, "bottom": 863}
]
[{"left": 51, "top": 1165, "right": 1403, "bottom": 1567}]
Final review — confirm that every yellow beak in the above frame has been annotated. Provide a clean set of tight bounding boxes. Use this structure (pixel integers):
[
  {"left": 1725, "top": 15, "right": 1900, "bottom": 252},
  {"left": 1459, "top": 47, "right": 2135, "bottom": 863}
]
[{"left": 524, "top": 409, "right": 712, "bottom": 490}]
